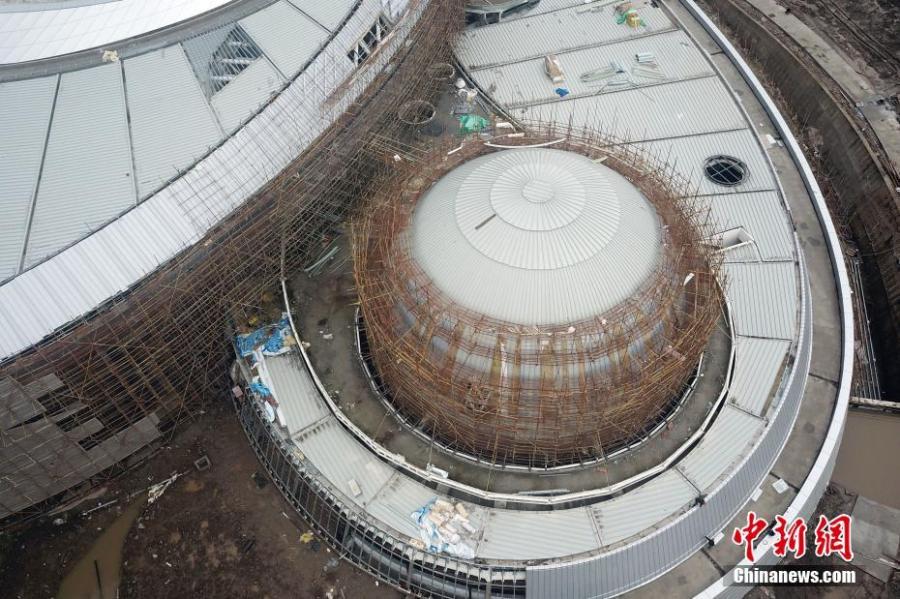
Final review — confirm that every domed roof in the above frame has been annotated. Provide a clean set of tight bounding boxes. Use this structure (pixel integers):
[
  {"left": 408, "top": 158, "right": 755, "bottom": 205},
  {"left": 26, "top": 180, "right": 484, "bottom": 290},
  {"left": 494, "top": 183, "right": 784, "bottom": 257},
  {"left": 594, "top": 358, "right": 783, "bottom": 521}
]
[{"left": 409, "top": 148, "right": 662, "bottom": 325}]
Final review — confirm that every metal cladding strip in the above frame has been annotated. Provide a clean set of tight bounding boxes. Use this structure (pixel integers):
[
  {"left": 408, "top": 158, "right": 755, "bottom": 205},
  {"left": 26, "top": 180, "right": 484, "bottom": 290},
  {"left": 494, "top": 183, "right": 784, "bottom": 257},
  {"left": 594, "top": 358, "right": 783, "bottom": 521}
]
[
  {"left": 676, "top": 1, "right": 854, "bottom": 596},
  {"left": 524, "top": 235, "right": 811, "bottom": 598}
]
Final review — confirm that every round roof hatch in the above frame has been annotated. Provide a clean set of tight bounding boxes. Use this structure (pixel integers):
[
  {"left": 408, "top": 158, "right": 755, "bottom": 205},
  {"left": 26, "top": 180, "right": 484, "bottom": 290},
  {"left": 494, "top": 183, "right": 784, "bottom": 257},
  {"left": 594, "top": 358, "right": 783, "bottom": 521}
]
[{"left": 704, "top": 155, "right": 748, "bottom": 187}]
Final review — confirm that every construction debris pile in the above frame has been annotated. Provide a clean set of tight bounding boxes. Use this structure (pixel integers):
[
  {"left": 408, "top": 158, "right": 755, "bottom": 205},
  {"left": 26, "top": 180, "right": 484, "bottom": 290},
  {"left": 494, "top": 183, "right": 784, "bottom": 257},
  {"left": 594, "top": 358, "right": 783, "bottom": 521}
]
[
  {"left": 410, "top": 498, "right": 480, "bottom": 559},
  {"left": 579, "top": 52, "right": 665, "bottom": 90},
  {"left": 615, "top": 2, "right": 646, "bottom": 28},
  {"left": 234, "top": 315, "right": 296, "bottom": 425}
]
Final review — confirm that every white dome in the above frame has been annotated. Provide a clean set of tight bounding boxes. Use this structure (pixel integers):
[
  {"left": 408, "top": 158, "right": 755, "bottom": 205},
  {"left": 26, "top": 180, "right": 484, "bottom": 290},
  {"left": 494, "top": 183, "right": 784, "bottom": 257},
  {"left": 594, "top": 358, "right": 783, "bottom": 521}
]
[{"left": 409, "top": 148, "right": 662, "bottom": 325}]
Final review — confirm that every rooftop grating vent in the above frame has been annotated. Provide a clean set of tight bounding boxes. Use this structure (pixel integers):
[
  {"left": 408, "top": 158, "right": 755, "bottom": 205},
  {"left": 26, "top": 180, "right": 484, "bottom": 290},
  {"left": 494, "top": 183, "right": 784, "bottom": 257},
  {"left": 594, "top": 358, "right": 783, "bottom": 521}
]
[
  {"left": 348, "top": 15, "right": 391, "bottom": 66},
  {"left": 183, "top": 25, "right": 262, "bottom": 97},
  {"left": 704, "top": 155, "right": 747, "bottom": 187}
]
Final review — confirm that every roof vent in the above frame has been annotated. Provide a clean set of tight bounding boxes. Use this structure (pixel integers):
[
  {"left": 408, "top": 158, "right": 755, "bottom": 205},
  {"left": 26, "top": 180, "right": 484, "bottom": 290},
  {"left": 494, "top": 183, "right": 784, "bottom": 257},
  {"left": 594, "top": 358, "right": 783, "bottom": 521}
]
[
  {"left": 183, "top": 25, "right": 262, "bottom": 97},
  {"left": 704, "top": 155, "right": 747, "bottom": 187}
]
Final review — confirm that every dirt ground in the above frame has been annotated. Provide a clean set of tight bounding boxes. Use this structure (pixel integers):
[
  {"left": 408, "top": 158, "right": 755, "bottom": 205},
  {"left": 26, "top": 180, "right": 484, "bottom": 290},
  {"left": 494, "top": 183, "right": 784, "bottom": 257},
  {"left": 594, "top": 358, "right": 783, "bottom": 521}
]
[
  {"left": 777, "top": 0, "right": 900, "bottom": 89},
  {"left": 0, "top": 400, "right": 400, "bottom": 599},
  {"left": 3, "top": 401, "right": 896, "bottom": 598}
]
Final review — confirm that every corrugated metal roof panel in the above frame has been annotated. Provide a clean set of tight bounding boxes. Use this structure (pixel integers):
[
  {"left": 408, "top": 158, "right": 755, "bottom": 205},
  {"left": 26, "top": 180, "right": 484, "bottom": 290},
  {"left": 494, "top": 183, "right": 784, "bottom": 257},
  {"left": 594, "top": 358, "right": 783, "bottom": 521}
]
[
  {"left": 0, "top": 378, "right": 44, "bottom": 430},
  {"left": 295, "top": 418, "right": 396, "bottom": 506},
  {"left": 476, "top": 507, "right": 600, "bottom": 560},
  {"left": 0, "top": 76, "right": 56, "bottom": 280},
  {"left": 181, "top": 24, "right": 263, "bottom": 99},
  {"left": 678, "top": 404, "right": 765, "bottom": 492},
  {"left": 520, "top": 76, "right": 745, "bottom": 141},
  {"left": 0, "top": 181, "right": 200, "bottom": 361},
  {"left": 636, "top": 129, "right": 777, "bottom": 195},
  {"left": 729, "top": 336, "right": 790, "bottom": 416},
  {"left": 0, "top": 0, "right": 233, "bottom": 64},
  {"left": 700, "top": 191, "right": 795, "bottom": 261},
  {"left": 468, "top": 30, "right": 712, "bottom": 107},
  {"left": 724, "top": 261, "right": 798, "bottom": 339},
  {"left": 240, "top": 2, "right": 329, "bottom": 78},
  {"left": 86, "top": 413, "right": 160, "bottom": 470},
  {"left": 125, "top": 45, "right": 223, "bottom": 198},
  {"left": 288, "top": 0, "right": 357, "bottom": 31},
  {"left": 260, "top": 352, "right": 330, "bottom": 436},
  {"left": 0, "top": 0, "right": 458, "bottom": 364},
  {"left": 592, "top": 470, "right": 697, "bottom": 546},
  {"left": 210, "top": 57, "right": 282, "bottom": 132},
  {"left": 0, "top": 413, "right": 159, "bottom": 518},
  {"left": 456, "top": 1, "right": 674, "bottom": 70},
  {"left": 410, "top": 148, "right": 662, "bottom": 324},
  {"left": 24, "top": 63, "right": 134, "bottom": 269},
  {"left": 481, "top": 0, "right": 589, "bottom": 21},
  {"left": 365, "top": 473, "right": 438, "bottom": 539}
]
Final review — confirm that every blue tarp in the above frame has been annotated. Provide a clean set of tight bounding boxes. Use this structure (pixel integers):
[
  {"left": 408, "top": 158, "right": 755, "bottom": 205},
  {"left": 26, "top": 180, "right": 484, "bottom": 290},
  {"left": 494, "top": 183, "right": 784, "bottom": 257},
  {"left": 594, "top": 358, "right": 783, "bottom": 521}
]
[
  {"left": 410, "top": 499, "right": 476, "bottom": 559},
  {"left": 249, "top": 381, "right": 272, "bottom": 398},
  {"left": 235, "top": 316, "right": 291, "bottom": 357}
]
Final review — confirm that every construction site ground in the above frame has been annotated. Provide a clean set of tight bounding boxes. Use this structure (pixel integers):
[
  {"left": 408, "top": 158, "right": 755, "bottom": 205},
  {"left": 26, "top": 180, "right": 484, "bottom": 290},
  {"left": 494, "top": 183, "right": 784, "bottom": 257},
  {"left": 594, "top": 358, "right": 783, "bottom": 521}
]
[
  {"left": 775, "top": 0, "right": 900, "bottom": 87},
  {"left": 741, "top": 0, "right": 900, "bottom": 177},
  {"left": 0, "top": 399, "right": 393, "bottom": 599}
]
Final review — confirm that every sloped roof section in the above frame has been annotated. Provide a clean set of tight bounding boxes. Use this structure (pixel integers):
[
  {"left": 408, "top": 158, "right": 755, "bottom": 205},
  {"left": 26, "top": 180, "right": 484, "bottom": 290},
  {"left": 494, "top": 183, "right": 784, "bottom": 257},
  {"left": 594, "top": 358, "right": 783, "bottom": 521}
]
[
  {"left": 0, "top": 0, "right": 361, "bottom": 290},
  {"left": 24, "top": 63, "right": 134, "bottom": 269}
]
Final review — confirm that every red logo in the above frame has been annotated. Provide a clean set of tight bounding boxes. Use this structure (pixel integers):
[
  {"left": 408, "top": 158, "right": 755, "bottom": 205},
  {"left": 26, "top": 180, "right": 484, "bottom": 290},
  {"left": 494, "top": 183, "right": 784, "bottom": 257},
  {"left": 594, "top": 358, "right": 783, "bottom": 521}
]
[
  {"left": 732, "top": 511, "right": 767, "bottom": 562},
  {"left": 814, "top": 514, "right": 854, "bottom": 561},
  {"left": 732, "top": 512, "right": 854, "bottom": 563},
  {"left": 773, "top": 515, "right": 807, "bottom": 558}
]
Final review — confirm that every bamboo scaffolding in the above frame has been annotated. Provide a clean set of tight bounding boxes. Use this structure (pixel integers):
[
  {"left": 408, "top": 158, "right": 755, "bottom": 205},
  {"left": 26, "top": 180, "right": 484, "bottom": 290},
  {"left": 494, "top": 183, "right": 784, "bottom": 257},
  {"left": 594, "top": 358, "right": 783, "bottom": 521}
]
[{"left": 353, "top": 126, "right": 724, "bottom": 468}]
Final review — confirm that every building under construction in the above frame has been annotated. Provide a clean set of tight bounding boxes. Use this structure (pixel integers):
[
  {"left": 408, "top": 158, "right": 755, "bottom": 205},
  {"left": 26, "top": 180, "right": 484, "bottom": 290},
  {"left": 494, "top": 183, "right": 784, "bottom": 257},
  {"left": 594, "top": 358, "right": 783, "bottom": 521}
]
[
  {"left": 0, "top": 0, "right": 465, "bottom": 523},
  {"left": 354, "top": 135, "right": 722, "bottom": 467},
  {"left": 1, "top": 1, "right": 855, "bottom": 598}
]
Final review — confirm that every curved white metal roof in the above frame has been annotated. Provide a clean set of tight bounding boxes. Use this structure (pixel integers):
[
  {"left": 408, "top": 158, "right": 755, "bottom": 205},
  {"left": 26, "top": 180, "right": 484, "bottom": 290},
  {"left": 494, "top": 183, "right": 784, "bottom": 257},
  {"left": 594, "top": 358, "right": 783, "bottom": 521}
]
[
  {"left": 410, "top": 148, "right": 662, "bottom": 324},
  {"left": 0, "top": 0, "right": 412, "bottom": 362},
  {"left": 225, "top": 2, "right": 846, "bottom": 596},
  {"left": 0, "top": 0, "right": 238, "bottom": 65},
  {"left": 0, "top": 0, "right": 349, "bottom": 281}
]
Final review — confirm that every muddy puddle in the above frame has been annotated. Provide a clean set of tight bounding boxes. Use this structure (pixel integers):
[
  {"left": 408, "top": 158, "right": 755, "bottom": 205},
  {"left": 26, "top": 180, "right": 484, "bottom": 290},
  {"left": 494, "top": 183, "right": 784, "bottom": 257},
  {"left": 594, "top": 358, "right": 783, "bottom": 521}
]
[
  {"left": 832, "top": 410, "right": 900, "bottom": 510},
  {"left": 57, "top": 496, "right": 147, "bottom": 599}
]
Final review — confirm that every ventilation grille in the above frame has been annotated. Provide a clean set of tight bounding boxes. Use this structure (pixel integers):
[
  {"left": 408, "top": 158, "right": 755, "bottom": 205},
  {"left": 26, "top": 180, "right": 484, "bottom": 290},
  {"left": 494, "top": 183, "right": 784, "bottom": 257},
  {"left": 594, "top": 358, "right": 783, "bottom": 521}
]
[
  {"left": 183, "top": 25, "right": 262, "bottom": 97},
  {"left": 704, "top": 155, "right": 747, "bottom": 187},
  {"left": 348, "top": 15, "right": 391, "bottom": 66}
]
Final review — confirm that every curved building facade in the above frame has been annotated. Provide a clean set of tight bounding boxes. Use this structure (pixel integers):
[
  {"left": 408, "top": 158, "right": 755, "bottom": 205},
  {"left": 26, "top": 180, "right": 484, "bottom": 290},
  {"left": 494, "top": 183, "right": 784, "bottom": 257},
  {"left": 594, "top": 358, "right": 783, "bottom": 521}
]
[
  {"left": 0, "top": 0, "right": 464, "bottom": 522},
  {"left": 227, "top": 1, "right": 852, "bottom": 598},
  {"left": 1, "top": 1, "right": 854, "bottom": 599}
]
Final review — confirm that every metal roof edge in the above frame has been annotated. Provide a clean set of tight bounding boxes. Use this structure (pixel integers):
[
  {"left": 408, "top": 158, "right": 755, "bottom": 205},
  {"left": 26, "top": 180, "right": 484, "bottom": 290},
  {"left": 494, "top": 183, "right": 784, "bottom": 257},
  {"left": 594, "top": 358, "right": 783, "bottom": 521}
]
[
  {"left": 0, "top": 0, "right": 279, "bottom": 83},
  {"left": 679, "top": 0, "right": 853, "bottom": 593}
]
